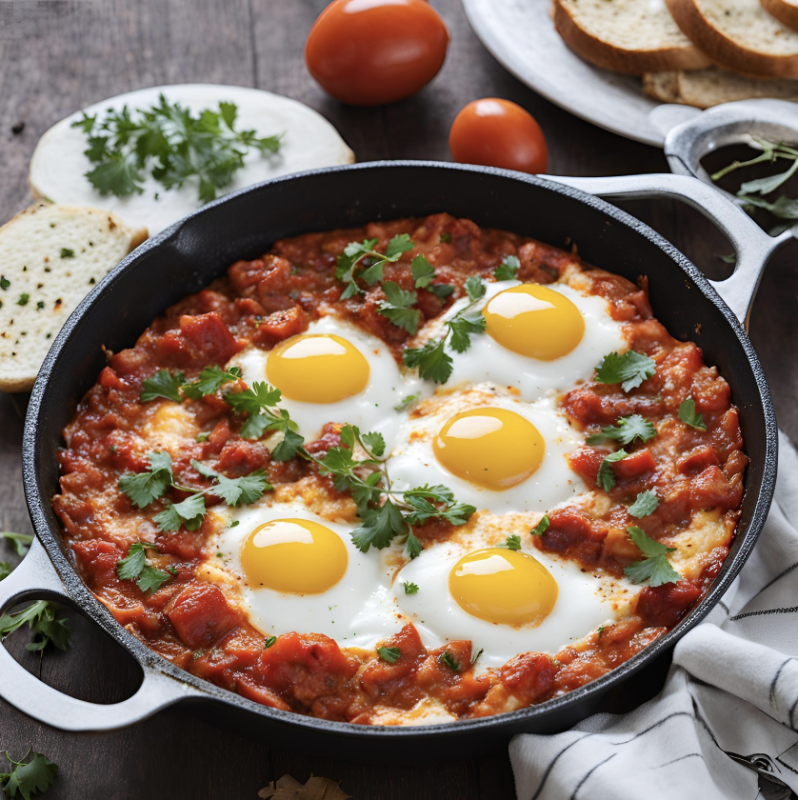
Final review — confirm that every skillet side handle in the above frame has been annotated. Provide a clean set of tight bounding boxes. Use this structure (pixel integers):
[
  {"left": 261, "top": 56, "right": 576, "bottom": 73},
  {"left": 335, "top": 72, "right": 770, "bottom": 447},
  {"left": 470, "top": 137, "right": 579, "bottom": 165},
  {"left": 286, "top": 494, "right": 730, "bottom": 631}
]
[
  {"left": 0, "top": 537, "right": 200, "bottom": 731},
  {"left": 545, "top": 173, "right": 789, "bottom": 327}
]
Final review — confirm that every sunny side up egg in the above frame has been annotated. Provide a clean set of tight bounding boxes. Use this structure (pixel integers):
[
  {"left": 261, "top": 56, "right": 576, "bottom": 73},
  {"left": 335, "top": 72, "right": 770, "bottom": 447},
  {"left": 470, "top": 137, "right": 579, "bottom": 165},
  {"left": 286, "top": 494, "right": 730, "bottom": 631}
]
[
  {"left": 228, "top": 315, "right": 425, "bottom": 447},
  {"left": 387, "top": 385, "right": 587, "bottom": 513},
  {"left": 409, "top": 278, "right": 626, "bottom": 400}
]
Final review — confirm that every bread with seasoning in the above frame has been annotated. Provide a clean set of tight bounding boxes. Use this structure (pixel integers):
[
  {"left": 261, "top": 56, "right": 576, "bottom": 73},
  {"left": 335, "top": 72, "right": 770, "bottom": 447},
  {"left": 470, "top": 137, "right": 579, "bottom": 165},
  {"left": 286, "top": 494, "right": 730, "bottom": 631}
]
[
  {"left": 0, "top": 203, "right": 146, "bottom": 392},
  {"left": 665, "top": 0, "right": 798, "bottom": 78},
  {"left": 761, "top": 0, "right": 798, "bottom": 31},
  {"left": 643, "top": 66, "right": 798, "bottom": 106},
  {"left": 552, "top": 0, "right": 711, "bottom": 75}
]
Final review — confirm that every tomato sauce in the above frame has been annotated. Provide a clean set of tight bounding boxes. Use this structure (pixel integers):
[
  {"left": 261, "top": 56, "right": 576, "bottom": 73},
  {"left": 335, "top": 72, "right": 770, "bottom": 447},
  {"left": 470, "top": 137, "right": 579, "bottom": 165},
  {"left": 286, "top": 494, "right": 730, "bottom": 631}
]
[{"left": 53, "top": 213, "right": 745, "bottom": 723}]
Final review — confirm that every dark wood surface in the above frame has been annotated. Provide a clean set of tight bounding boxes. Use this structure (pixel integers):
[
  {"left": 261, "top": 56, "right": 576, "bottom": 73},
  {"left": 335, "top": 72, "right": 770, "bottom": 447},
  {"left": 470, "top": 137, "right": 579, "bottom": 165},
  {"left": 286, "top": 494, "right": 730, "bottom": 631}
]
[{"left": 1, "top": 1, "right": 797, "bottom": 798}]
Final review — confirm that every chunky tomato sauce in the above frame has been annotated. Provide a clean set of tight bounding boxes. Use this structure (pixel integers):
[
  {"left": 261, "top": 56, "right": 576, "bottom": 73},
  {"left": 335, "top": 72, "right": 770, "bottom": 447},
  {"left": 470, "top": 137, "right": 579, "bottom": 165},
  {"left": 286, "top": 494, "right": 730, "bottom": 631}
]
[{"left": 53, "top": 213, "right": 745, "bottom": 723}]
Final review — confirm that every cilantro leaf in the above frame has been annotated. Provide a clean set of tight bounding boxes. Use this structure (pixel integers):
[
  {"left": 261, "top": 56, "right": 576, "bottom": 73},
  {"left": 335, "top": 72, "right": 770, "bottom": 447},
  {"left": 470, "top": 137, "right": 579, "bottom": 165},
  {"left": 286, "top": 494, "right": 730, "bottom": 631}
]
[
  {"left": 1, "top": 532, "right": 33, "bottom": 557},
  {"left": 465, "top": 276, "right": 485, "bottom": 301},
  {"left": 191, "top": 461, "right": 271, "bottom": 506},
  {"left": 448, "top": 315, "right": 486, "bottom": 353},
  {"left": 0, "top": 600, "right": 71, "bottom": 653},
  {"left": 402, "top": 531, "right": 422, "bottom": 560},
  {"left": 596, "top": 449, "right": 628, "bottom": 492},
  {"left": 117, "top": 542, "right": 148, "bottom": 581},
  {"left": 586, "top": 415, "right": 656, "bottom": 446},
  {"left": 1, "top": 751, "right": 59, "bottom": 799},
  {"left": 377, "top": 646, "right": 401, "bottom": 663},
  {"left": 403, "top": 339, "right": 453, "bottom": 384},
  {"left": 351, "top": 500, "right": 408, "bottom": 553},
  {"left": 679, "top": 397, "right": 706, "bottom": 431},
  {"left": 225, "top": 382, "right": 282, "bottom": 416},
  {"left": 264, "top": 635, "right": 277, "bottom": 649},
  {"left": 270, "top": 424, "right": 305, "bottom": 462},
  {"left": 378, "top": 281, "right": 420, "bottom": 335},
  {"left": 182, "top": 365, "right": 241, "bottom": 399},
  {"left": 438, "top": 650, "right": 459, "bottom": 671},
  {"left": 624, "top": 526, "right": 679, "bottom": 587},
  {"left": 403, "top": 486, "right": 475, "bottom": 527},
  {"left": 361, "top": 431, "right": 386, "bottom": 458},
  {"left": 411, "top": 255, "right": 436, "bottom": 288},
  {"left": 118, "top": 452, "right": 173, "bottom": 508},
  {"left": 628, "top": 490, "right": 660, "bottom": 519},
  {"left": 531, "top": 516, "right": 550, "bottom": 536},
  {"left": 594, "top": 351, "right": 657, "bottom": 392},
  {"left": 154, "top": 493, "right": 206, "bottom": 532},
  {"left": 503, "top": 534, "right": 522, "bottom": 551},
  {"left": 140, "top": 369, "right": 184, "bottom": 403},
  {"left": 136, "top": 565, "right": 171, "bottom": 594},
  {"left": 404, "top": 581, "right": 419, "bottom": 595},
  {"left": 494, "top": 254, "right": 520, "bottom": 281},
  {"left": 385, "top": 233, "right": 414, "bottom": 259},
  {"left": 393, "top": 393, "right": 419, "bottom": 412}
]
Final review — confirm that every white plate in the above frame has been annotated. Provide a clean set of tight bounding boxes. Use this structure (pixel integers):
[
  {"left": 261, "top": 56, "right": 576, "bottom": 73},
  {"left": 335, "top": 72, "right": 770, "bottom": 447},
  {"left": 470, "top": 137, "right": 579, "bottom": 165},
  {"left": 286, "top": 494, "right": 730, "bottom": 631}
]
[{"left": 462, "top": 0, "right": 682, "bottom": 147}]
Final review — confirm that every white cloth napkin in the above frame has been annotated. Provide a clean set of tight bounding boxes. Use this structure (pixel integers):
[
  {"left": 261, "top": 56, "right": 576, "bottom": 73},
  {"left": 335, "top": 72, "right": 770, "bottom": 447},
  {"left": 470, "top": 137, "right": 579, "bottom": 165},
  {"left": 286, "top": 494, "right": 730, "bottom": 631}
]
[{"left": 510, "top": 432, "right": 798, "bottom": 800}]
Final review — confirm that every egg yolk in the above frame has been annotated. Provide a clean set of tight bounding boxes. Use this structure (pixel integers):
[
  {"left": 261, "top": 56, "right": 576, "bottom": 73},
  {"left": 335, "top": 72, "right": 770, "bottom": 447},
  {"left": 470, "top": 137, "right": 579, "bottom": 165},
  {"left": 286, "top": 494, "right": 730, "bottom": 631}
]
[
  {"left": 433, "top": 407, "right": 545, "bottom": 491},
  {"left": 240, "top": 518, "right": 348, "bottom": 594},
  {"left": 449, "top": 548, "right": 558, "bottom": 627},
  {"left": 482, "top": 284, "right": 585, "bottom": 361},
  {"left": 266, "top": 333, "right": 370, "bottom": 403}
]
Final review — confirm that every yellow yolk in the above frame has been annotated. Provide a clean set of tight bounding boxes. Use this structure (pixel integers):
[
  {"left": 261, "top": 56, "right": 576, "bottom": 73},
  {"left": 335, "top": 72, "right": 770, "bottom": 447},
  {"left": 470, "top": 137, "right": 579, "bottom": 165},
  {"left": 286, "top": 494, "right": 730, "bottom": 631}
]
[
  {"left": 433, "top": 407, "right": 545, "bottom": 491},
  {"left": 449, "top": 548, "right": 558, "bottom": 627},
  {"left": 483, "top": 284, "right": 585, "bottom": 361},
  {"left": 266, "top": 333, "right": 370, "bottom": 403},
  {"left": 240, "top": 518, "right": 348, "bottom": 594}
]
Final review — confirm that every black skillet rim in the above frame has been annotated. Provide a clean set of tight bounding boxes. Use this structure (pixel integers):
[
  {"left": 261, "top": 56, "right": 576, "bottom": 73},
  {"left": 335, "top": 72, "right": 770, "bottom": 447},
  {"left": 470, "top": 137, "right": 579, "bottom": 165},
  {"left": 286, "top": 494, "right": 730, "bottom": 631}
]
[{"left": 21, "top": 160, "right": 778, "bottom": 744}]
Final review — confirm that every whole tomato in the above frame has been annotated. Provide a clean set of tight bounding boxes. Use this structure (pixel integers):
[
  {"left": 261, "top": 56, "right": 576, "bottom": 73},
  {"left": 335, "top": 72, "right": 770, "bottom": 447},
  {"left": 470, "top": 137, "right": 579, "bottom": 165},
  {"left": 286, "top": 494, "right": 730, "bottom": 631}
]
[
  {"left": 305, "top": 0, "right": 450, "bottom": 106},
  {"left": 449, "top": 98, "right": 549, "bottom": 174}
]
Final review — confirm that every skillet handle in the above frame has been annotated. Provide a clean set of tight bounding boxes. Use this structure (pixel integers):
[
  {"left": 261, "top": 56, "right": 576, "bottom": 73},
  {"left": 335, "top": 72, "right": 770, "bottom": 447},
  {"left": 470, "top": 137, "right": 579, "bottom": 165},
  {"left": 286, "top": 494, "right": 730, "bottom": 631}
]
[
  {"left": 545, "top": 172, "right": 789, "bottom": 327},
  {"left": 0, "top": 537, "right": 200, "bottom": 731}
]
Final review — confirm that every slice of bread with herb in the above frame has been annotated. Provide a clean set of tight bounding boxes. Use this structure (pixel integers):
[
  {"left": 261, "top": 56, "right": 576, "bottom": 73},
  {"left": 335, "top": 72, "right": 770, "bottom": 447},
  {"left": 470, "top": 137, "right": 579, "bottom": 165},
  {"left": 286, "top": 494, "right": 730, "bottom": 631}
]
[
  {"left": 665, "top": 0, "right": 798, "bottom": 78},
  {"left": 643, "top": 66, "right": 798, "bottom": 106},
  {"left": 0, "top": 203, "right": 146, "bottom": 392},
  {"left": 552, "top": 0, "right": 711, "bottom": 75},
  {"left": 761, "top": 0, "right": 798, "bottom": 31}
]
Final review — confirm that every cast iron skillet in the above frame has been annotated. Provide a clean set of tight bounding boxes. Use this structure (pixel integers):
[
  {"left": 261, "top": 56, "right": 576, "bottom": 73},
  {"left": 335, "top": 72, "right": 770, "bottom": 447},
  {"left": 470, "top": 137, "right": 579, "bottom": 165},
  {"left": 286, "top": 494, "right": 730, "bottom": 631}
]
[{"left": 0, "top": 159, "right": 781, "bottom": 763}]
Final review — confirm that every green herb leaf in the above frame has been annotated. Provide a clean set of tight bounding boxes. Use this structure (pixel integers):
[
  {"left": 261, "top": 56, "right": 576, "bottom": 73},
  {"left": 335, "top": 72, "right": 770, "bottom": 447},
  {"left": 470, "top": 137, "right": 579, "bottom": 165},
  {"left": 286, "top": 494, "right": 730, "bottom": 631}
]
[
  {"left": 628, "top": 490, "right": 660, "bottom": 519},
  {"left": 1, "top": 750, "right": 59, "bottom": 799},
  {"left": 624, "top": 526, "right": 680, "bottom": 587},
  {"left": 60, "top": 248, "right": 75, "bottom": 259},
  {"left": 140, "top": 369, "right": 184, "bottom": 403},
  {"left": 531, "top": 516, "right": 550, "bottom": 537},
  {"left": 181, "top": 365, "right": 241, "bottom": 399},
  {"left": 225, "top": 381, "right": 282, "bottom": 416},
  {"left": 350, "top": 500, "right": 408, "bottom": 553},
  {"left": 448, "top": 314, "right": 486, "bottom": 353},
  {"left": 596, "top": 449, "right": 628, "bottom": 492},
  {"left": 154, "top": 493, "right": 206, "bottom": 532},
  {"left": 136, "top": 565, "right": 171, "bottom": 594},
  {"left": 586, "top": 415, "right": 656, "bottom": 446},
  {"left": 118, "top": 452, "right": 173, "bottom": 508},
  {"left": 394, "top": 393, "right": 420, "bottom": 412},
  {"left": 270, "top": 423, "right": 306, "bottom": 462},
  {"left": 0, "top": 532, "right": 33, "bottom": 557},
  {"left": 117, "top": 542, "right": 148, "bottom": 581},
  {"left": 378, "top": 281, "right": 420, "bottom": 335},
  {"left": 361, "top": 431, "right": 386, "bottom": 458},
  {"left": 191, "top": 460, "right": 271, "bottom": 506},
  {"left": 403, "top": 339, "right": 453, "bottom": 384},
  {"left": 404, "top": 581, "right": 419, "bottom": 595},
  {"left": 0, "top": 600, "right": 71, "bottom": 653},
  {"left": 595, "top": 351, "right": 656, "bottom": 392},
  {"left": 377, "top": 646, "right": 401, "bottom": 663},
  {"left": 440, "top": 232, "right": 452, "bottom": 244},
  {"left": 465, "top": 276, "right": 485, "bottom": 301},
  {"left": 679, "top": 397, "right": 706, "bottom": 431},
  {"left": 264, "top": 635, "right": 277, "bottom": 649},
  {"left": 85, "top": 152, "right": 144, "bottom": 197},
  {"left": 0, "top": 562, "right": 12, "bottom": 581},
  {"left": 385, "top": 233, "right": 414, "bottom": 259},
  {"left": 503, "top": 534, "right": 522, "bottom": 551},
  {"left": 411, "top": 255, "right": 436, "bottom": 288},
  {"left": 471, "top": 648, "right": 484, "bottom": 666},
  {"left": 438, "top": 650, "right": 459, "bottom": 671},
  {"left": 494, "top": 254, "right": 520, "bottom": 281},
  {"left": 404, "top": 531, "right": 423, "bottom": 560}
]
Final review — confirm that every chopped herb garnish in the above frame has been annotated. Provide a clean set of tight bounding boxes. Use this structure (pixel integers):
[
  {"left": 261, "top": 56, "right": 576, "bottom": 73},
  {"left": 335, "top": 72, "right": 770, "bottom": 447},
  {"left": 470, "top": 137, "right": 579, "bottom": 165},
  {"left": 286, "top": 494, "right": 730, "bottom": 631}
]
[
  {"left": 377, "top": 646, "right": 401, "bottom": 663},
  {"left": 628, "top": 490, "right": 659, "bottom": 519},
  {"left": 118, "top": 451, "right": 173, "bottom": 509},
  {"left": 153, "top": 493, "right": 207, "bottom": 533},
  {"left": 0, "top": 276, "right": 9, "bottom": 290},
  {"left": 182, "top": 365, "right": 242, "bottom": 400},
  {"left": 17, "top": 294, "right": 29, "bottom": 306},
  {"left": 596, "top": 449, "right": 628, "bottom": 492},
  {"left": 60, "top": 248, "right": 75, "bottom": 259},
  {"left": 335, "top": 234, "right": 414, "bottom": 299},
  {"left": 404, "top": 582, "right": 419, "bottom": 595},
  {"left": 191, "top": 460, "right": 271, "bottom": 506},
  {"left": 595, "top": 350, "right": 656, "bottom": 392},
  {"left": 471, "top": 647, "right": 484, "bottom": 666},
  {"left": 264, "top": 636, "right": 277, "bottom": 649},
  {"left": 502, "top": 534, "right": 522, "bottom": 551},
  {"left": 140, "top": 369, "right": 185, "bottom": 403},
  {"left": 586, "top": 415, "right": 656, "bottom": 446},
  {"left": 72, "top": 96, "right": 282, "bottom": 203},
  {"left": 1, "top": 532, "right": 33, "bottom": 557},
  {"left": 494, "top": 254, "right": 520, "bottom": 281},
  {"left": 196, "top": 432, "right": 210, "bottom": 443},
  {"left": 393, "top": 393, "right": 420, "bottom": 412},
  {"left": 116, "top": 541, "right": 171, "bottom": 593},
  {"left": 439, "top": 232, "right": 452, "bottom": 243},
  {"left": 36, "top": 301, "right": 44, "bottom": 310},
  {"left": 377, "top": 281, "right": 420, "bottom": 335},
  {"left": 678, "top": 397, "right": 706, "bottom": 431},
  {"left": 531, "top": 516, "right": 550, "bottom": 537},
  {"left": 410, "top": 254, "right": 435, "bottom": 288},
  {"left": 624, "top": 526, "right": 680, "bottom": 587},
  {"left": 438, "top": 650, "right": 460, "bottom": 671},
  {"left": 597, "top": 625, "right": 605, "bottom": 636},
  {"left": 0, "top": 750, "right": 59, "bottom": 798}
]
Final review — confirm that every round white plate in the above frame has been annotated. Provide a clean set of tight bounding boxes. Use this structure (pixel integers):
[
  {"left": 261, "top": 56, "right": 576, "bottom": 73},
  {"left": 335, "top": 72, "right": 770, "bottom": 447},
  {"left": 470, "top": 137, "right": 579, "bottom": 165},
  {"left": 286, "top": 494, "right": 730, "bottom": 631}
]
[{"left": 462, "top": 0, "right": 675, "bottom": 147}]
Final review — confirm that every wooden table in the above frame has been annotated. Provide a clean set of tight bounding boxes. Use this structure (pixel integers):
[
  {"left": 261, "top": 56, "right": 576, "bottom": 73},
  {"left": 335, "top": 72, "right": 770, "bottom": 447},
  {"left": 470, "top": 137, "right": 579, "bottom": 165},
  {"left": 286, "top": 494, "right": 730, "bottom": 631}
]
[{"left": 1, "top": 1, "right": 796, "bottom": 797}]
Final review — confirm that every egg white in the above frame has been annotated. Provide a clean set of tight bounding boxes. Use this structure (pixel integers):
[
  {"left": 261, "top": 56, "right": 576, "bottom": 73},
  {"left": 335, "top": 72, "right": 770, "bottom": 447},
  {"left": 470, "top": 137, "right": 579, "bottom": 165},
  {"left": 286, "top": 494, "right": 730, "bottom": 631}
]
[
  {"left": 386, "top": 385, "right": 588, "bottom": 514},
  {"left": 391, "top": 523, "right": 640, "bottom": 671},
  {"left": 228, "top": 315, "right": 425, "bottom": 448},
  {"left": 207, "top": 500, "right": 404, "bottom": 649},
  {"left": 411, "top": 279, "right": 626, "bottom": 402}
]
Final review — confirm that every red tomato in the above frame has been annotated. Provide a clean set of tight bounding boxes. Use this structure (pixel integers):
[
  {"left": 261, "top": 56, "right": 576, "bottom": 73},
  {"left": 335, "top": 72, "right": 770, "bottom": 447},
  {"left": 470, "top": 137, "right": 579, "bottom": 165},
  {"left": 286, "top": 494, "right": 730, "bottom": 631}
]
[
  {"left": 449, "top": 98, "right": 548, "bottom": 174},
  {"left": 305, "top": 0, "right": 450, "bottom": 106}
]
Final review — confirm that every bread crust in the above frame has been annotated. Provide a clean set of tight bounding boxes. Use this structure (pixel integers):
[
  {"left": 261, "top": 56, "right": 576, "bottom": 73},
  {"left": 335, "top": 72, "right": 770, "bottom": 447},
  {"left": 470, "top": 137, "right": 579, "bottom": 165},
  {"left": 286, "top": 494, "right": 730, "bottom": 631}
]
[
  {"left": 553, "top": 0, "right": 711, "bottom": 75},
  {"left": 761, "top": 0, "right": 798, "bottom": 31},
  {"left": 666, "top": 0, "right": 798, "bottom": 78}
]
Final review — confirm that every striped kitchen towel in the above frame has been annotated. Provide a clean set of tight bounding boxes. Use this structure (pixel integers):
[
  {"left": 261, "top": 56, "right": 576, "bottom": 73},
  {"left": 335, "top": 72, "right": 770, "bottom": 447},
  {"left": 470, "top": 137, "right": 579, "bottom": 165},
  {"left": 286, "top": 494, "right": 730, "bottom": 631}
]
[{"left": 511, "top": 432, "right": 798, "bottom": 800}]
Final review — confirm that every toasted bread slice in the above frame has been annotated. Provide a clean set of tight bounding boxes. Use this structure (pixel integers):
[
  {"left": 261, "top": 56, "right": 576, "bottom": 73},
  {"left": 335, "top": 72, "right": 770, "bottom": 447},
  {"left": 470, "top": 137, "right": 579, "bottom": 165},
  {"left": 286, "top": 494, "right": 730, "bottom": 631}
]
[
  {"left": 761, "top": 0, "right": 798, "bottom": 31},
  {"left": 666, "top": 0, "right": 798, "bottom": 78},
  {"left": 553, "top": 0, "right": 711, "bottom": 75},
  {"left": 0, "top": 203, "right": 146, "bottom": 392},
  {"left": 643, "top": 66, "right": 798, "bottom": 106}
]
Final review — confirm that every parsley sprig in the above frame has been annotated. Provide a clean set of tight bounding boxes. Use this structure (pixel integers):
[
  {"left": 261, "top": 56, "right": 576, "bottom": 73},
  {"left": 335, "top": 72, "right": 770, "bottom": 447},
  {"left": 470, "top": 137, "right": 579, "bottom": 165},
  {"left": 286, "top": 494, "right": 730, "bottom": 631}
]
[
  {"left": 403, "top": 276, "right": 487, "bottom": 384},
  {"left": 595, "top": 350, "right": 656, "bottom": 392},
  {"left": 140, "top": 365, "right": 241, "bottom": 405},
  {"left": 624, "top": 526, "right": 680, "bottom": 586},
  {"left": 502, "top": 534, "right": 522, "bottom": 551},
  {"left": 72, "top": 95, "right": 282, "bottom": 203},
  {"left": 335, "top": 234, "right": 414, "bottom": 299},
  {"left": 0, "top": 750, "right": 58, "bottom": 799},
  {"left": 117, "top": 541, "right": 172, "bottom": 593}
]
